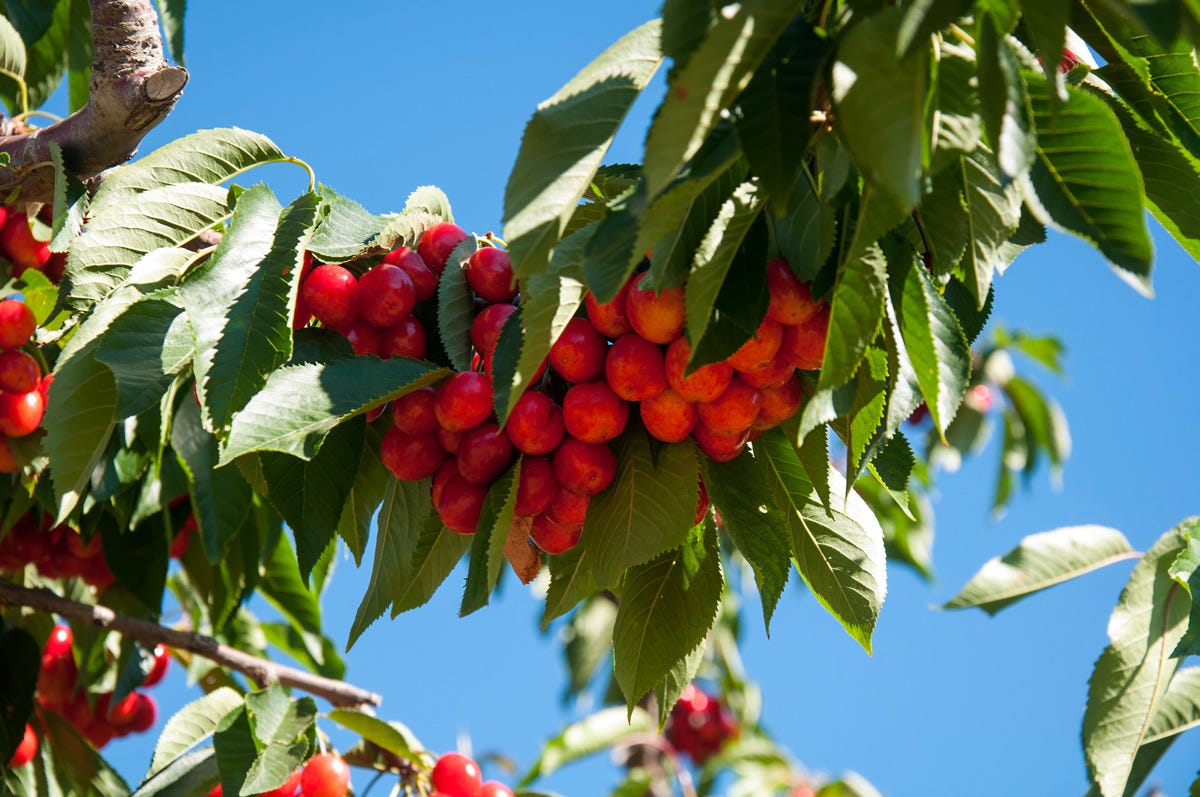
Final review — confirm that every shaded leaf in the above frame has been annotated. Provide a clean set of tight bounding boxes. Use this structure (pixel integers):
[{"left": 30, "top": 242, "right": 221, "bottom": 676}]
[{"left": 148, "top": 688, "right": 243, "bottom": 778}]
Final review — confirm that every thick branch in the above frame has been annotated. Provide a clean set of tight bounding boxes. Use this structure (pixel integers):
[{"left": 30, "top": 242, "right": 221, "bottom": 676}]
[
  {"left": 0, "top": 579, "right": 382, "bottom": 709},
  {"left": 0, "top": 0, "right": 189, "bottom": 203}
]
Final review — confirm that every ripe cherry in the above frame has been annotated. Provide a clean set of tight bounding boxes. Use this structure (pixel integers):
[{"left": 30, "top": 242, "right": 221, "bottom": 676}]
[
  {"left": 754, "top": 374, "right": 804, "bottom": 431},
  {"left": 302, "top": 265, "right": 361, "bottom": 328},
  {"left": 391, "top": 386, "right": 438, "bottom": 435},
  {"left": 562, "top": 381, "right": 629, "bottom": 444},
  {"left": 544, "top": 487, "right": 589, "bottom": 530},
  {"left": 345, "top": 320, "right": 384, "bottom": 357},
  {"left": 456, "top": 423, "right": 515, "bottom": 485},
  {"left": 383, "top": 246, "right": 440, "bottom": 303},
  {"left": 640, "top": 388, "right": 698, "bottom": 444},
  {"left": 605, "top": 334, "right": 667, "bottom": 401},
  {"left": 8, "top": 723, "right": 36, "bottom": 768},
  {"left": 475, "top": 782, "right": 517, "bottom": 797},
  {"left": 470, "top": 303, "right": 516, "bottom": 369},
  {"left": 0, "top": 299, "right": 36, "bottom": 349},
  {"left": 765, "top": 260, "right": 820, "bottom": 326},
  {"left": 417, "top": 223, "right": 470, "bottom": 275},
  {"left": 780, "top": 306, "right": 830, "bottom": 370},
  {"left": 584, "top": 278, "right": 634, "bottom": 338},
  {"left": 665, "top": 339, "right": 733, "bottom": 403},
  {"left": 358, "top": 264, "right": 416, "bottom": 327},
  {"left": 738, "top": 354, "right": 795, "bottom": 389},
  {"left": 434, "top": 372, "right": 493, "bottom": 432},
  {"left": 548, "top": 317, "right": 607, "bottom": 383},
  {"left": 696, "top": 376, "right": 761, "bottom": 436},
  {"left": 44, "top": 624, "right": 73, "bottom": 658},
  {"left": 0, "top": 212, "right": 51, "bottom": 276},
  {"left": 300, "top": 753, "right": 351, "bottom": 797},
  {"left": 692, "top": 423, "right": 749, "bottom": 463},
  {"left": 381, "top": 428, "right": 446, "bottom": 481},
  {"left": 725, "top": 317, "right": 783, "bottom": 372},
  {"left": 0, "top": 350, "right": 40, "bottom": 393},
  {"left": 381, "top": 317, "right": 429, "bottom": 360},
  {"left": 552, "top": 438, "right": 617, "bottom": 497},
  {"left": 466, "top": 247, "right": 517, "bottom": 303},
  {"left": 625, "top": 273, "right": 685, "bottom": 344},
  {"left": 142, "top": 644, "right": 170, "bottom": 687},
  {"left": 436, "top": 473, "right": 488, "bottom": 534},
  {"left": 430, "top": 459, "right": 459, "bottom": 507},
  {"left": 530, "top": 513, "right": 581, "bottom": 554},
  {"left": 514, "top": 456, "right": 558, "bottom": 516},
  {"left": 504, "top": 391, "right": 565, "bottom": 455},
  {"left": 37, "top": 650, "right": 78, "bottom": 708},
  {"left": 431, "top": 752, "right": 483, "bottom": 797}
]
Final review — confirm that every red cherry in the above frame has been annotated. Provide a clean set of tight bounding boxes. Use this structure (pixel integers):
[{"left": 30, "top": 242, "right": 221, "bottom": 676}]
[
  {"left": 639, "top": 388, "right": 698, "bottom": 444},
  {"left": 258, "top": 768, "right": 302, "bottom": 797},
  {"left": 544, "top": 488, "right": 589, "bottom": 531},
  {"left": 381, "top": 428, "right": 447, "bottom": 481},
  {"left": 725, "top": 317, "right": 783, "bottom": 372},
  {"left": 359, "top": 264, "right": 416, "bottom": 327},
  {"left": 44, "top": 624, "right": 73, "bottom": 658},
  {"left": 434, "top": 372, "right": 494, "bottom": 432},
  {"left": 456, "top": 423, "right": 515, "bottom": 485},
  {"left": 0, "top": 350, "right": 40, "bottom": 394},
  {"left": 381, "top": 317, "right": 429, "bottom": 360},
  {"left": 780, "top": 306, "right": 829, "bottom": 370},
  {"left": 562, "top": 381, "right": 629, "bottom": 444},
  {"left": 436, "top": 474, "right": 488, "bottom": 535},
  {"left": 142, "top": 644, "right": 169, "bottom": 687},
  {"left": 8, "top": 723, "right": 36, "bottom": 768},
  {"left": 0, "top": 212, "right": 51, "bottom": 276},
  {"left": 548, "top": 317, "right": 607, "bottom": 383},
  {"left": 466, "top": 247, "right": 517, "bottom": 303},
  {"left": 345, "top": 320, "right": 384, "bottom": 357},
  {"left": 625, "top": 273, "right": 685, "bottom": 344},
  {"left": 0, "top": 389, "right": 44, "bottom": 437},
  {"left": 474, "top": 781, "right": 516, "bottom": 797},
  {"left": 696, "top": 376, "right": 761, "bottom": 436},
  {"left": 514, "top": 456, "right": 558, "bottom": 516},
  {"left": 765, "top": 259, "right": 820, "bottom": 326},
  {"left": 470, "top": 304, "right": 517, "bottom": 368},
  {"left": 552, "top": 438, "right": 617, "bottom": 497},
  {"left": 692, "top": 423, "right": 749, "bottom": 463},
  {"left": 37, "top": 649, "right": 78, "bottom": 707},
  {"left": 430, "top": 459, "right": 458, "bottom": 507},
  {"left": 431, "top": 752, "right": 483, "bottom": 797},
  {"left": 417, "top": 223, "right": 470, "bottom": 276},
  {"left": 300, "top": 753, "right": 351, "bottom": 797},
  {"left": 391, "top": 386, "right": 438, "bottom": 435},
  {"left": 665, "top": 339, "right": 732, "bottom": 404},
  {"left": 604, "top": 334, "right": 667, "bottom": 401},
  {"left": 584, "top": 277, "right": 634, "bottom": 338},
  {"left": 128, "top": 693, "right": 157, "bottom": 733},
  {"left": 301, "top": 265, "right": 361, "bottom": 328},
  {"left": 383, "top": 246, "right": 439, "bottom": 302},
  {"left": 205, "top": 787, "right": 222, "bottom": 797},
  {"left": 504, "top": 391, "right": 565, "bottom": 455},
  {"left": 0, "top": 299, "right": 36, "bottom": 350}
]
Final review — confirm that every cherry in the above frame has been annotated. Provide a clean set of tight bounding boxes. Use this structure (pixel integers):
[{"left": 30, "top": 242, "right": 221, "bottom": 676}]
[
  {"left": 381, "top": 428, "right": 447, "bottom": 481},
  {"left": 431, "top": 752, "right": 483, "bottom": 797},
  {"left": 725, "top": 317, "right": 783, "bottom": 372},
  {"left": 466, "top": 247, "right": 517, "bottom": 303},
  {"left": 128, "top": 693, "right": 157, "bottom": 732},
  {"left": 696, "top": 376, "right": 761, "bottom": 436},
  {"left": 381, "top": 317, "right": 429, "bottom": 360},
  {"left": 258, "top": 768, "right": 302, "bottom": 797},
  {"left": 345, "top": 320, "right": 384, "bottom": 357},
  {"left": 544, "top": 487, "right": 589, "bottom": 530},
  {"left": 0, "top": 350, "right": 39, "bottom": 393},
  {"left": 0, "top": 212, "right": 51, "bottom": 276},
  {"left": 754, "top": 374, "right": 804, "bottom": 431},
  {"left": 548, "top": 317, "right": 607, "bottom": 383},
  {"left": 0, "top": 299, "right": 36, "bottom": 349},
  {"left": 430, "top": 459, "right": 459, "bottom": 508},
  {"left": 37, "top": 649, "right": 77, "bottom": 708},
  {"left": 436, "top": 427, "right": 462, "bottom": 454},
  {"left": 692, "top": 423, "right": 749, "bottom": 463},
  {"left": 142, "top": 644, "right": 170, "bottom": 687},
  {"left": 552, "top": 438, "right": 617, "bottom": 497},
  {"left": 625, "top": 273, "right": 685, "bottom": 344},
  {"left": 0, "top": 388, "right": 45, "bottom": 437},
  {"left": 434, "top": 372, "right": 494, "bottom": 432},
  {"left": 514, "top": 456, "right": 558, "bottom": 516},
  {"left": 391, "top": 386, "right": 438, "bottom": 435},
  {"left": 383, "top": 246, "right": 439, "bottom": 302},
  {"left": 665, "top": 338, "right": 733, "bottom": 403},
  {"left": 504, "top": 390, "right": 565, "bottom": 455},
  {"left": 44, "top": 624, "right": 73, "bottom": 658},
  {"left": 8, "top": 723, "right": 36, "bottom": 768},
  {"left": 584, "top": 278, "right": 634, "bottom": 338},
  {"left": 456, "top": 423, "right": 515, "bottom": 485},
  {"left": 531, "top": 513, "right": 583, "bottom": 554},
  {"left": 965, "top": 383, "right": 994, "bottom": 413},
  {"left": 605, "top": 334, "right": 667, "bottom": 401},
  {"left": 301, "top": 265, "right": 361, "bottom": 328},
  {"left": 765, "top": 259, "right": 820, "bottom": 326},
  {"left": 205, "top": 787, "right": 222, "bottom": 797},
  {"left": 417, "top": 223, "right": 470, "bottom": 275},
  {"left": 475, "top": 782, "right": 516, "bottom": 797},
  {"left": 470, "top": 303, "right": 516, "bottom": 369},
  {"left": 359, "top": 264, "right": 416, "bottom": 327},
  {"left": 639, "top": 388, "right": 698, "bottom": 444},
  {"left": 300, "top": 753, "right": 351, "bottom": 797},
  {"left": 436, "top": 473, "right": 488, "bottom": 534},
  {"left": 780, "top": 305, "right": 829, "bottom": 370},
  {"left": 108, "top": 691, "right": 142, "bottom": 727},
  {"left": 738, "top": 354, "right": 795, "bottom": 389},
  {"left": 562, "top": 381, "right": 629, "bottom": 444}
]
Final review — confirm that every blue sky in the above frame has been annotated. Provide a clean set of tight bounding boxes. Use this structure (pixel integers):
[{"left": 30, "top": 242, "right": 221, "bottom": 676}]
[{"left": 63, "top": 2, "right": 1200, "bottom": 794}]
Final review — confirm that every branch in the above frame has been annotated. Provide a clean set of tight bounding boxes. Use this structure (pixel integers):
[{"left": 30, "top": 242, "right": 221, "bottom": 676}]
[
  {"left": 0, "top": 0, "right": 189, "bottom": 203},
  {"left": 0, "top": 579, "right": 382, "bottom": 709}
]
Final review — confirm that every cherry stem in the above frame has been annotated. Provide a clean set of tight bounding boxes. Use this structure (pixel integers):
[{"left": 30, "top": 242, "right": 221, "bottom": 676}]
[{"left": 0, "top": 578, "right": 382, "bottom": 708}]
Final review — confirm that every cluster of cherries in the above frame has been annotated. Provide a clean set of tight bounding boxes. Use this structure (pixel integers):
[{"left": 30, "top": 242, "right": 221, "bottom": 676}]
[
  {"left": 203, "top": 751, "right": 351, "bottom": 797},
  {"left": 428, "top": 751, "right": 514, "bottom": 797},
  {"left": 664, "top": 684, "right": 739, "bottom": 765},
  {"left": 0, "top": 512, "right": 118, "bottom": 588},
  {"left": 23, "top": 624, "right": 166, "bottom": 755},
  {"left": 0, "top": 298, "right": 49, "bottom": 473}
]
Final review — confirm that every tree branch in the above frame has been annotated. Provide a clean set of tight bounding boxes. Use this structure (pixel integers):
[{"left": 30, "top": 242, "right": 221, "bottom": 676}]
[
  {"left": 0, "top": 579, "right": 382, "bottom": 709},
  {"left": 0, "top": 0, "right": 189, "bottom": 203}
]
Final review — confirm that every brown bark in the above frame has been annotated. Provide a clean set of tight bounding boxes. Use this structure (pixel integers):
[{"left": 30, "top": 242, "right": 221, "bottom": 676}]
[
  {"left": 0, "top": 579, "right": 383, "bottom": 709},
  {"left": 0, "top": 0, "right": 188, "bottom": 203}
]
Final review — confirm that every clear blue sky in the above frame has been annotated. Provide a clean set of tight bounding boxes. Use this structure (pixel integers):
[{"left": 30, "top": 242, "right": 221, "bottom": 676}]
[{"left": 61, "top": 2, "right": 1200, "bottom": 794}]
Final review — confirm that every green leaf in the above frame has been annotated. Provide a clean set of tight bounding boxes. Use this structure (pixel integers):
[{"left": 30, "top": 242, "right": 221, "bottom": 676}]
[
  {"left": 1026, "top": 79, "right": 1154, "bottom": 295},
  {"left": 930, "top": 44, "right": 983, "bottom": 176},
  {"left": 734, "top": 19, "right": 828, "bottom": 206},
  {"left": 837, "top": 346, "right": 890, "bottom": 481},
  {"left": 541, "top": 544, "right": 601, "bottom": 628},
  {"left": 305, "top": 187, "right": 389, "bottom": 263},
  {"left": 943, "top": 526, "right": 1136, "bottom": 613},
  {"left": 890, "top": 255, "right": 970, "bottom": 436},
  {"left": 40, "top": 709, "right": 130, "bottom": 796},
  {"left": 642, "top": 0, "right": 803, "bottom": 197},
  {"left": 213, "top": 707, "right": 257, "bottom": 797},
  {"left": 348, "top": 477, "right": 432, "bottom": 648},
  {"left": 258, "top": 418, "right": 365, "bottom": 581},
  {"left": 436, "top": 237, "right": 478, "bottom": 373},
  {"left": 241, "top": 687, "right": 316, "bottom": 796},
  {"left": 64, "top": 182, "right": 231, "bottom": 311},
  {"left": 772, "top": 168, "right": 833, "bottom": 282},
  {"left": 898, "top": 0, "right": 970, "bottom": 57},
  {"left": 579, "top": 429, "right": 699, "bottom": 587},
  {"left": 460, "top": 463, "right": 520, "bottom": 616},
  {"left": 93, "top": 297, "right": 185, "bottom": 419},
  {"left": 503, "top": 19, "right": 663, "bottom": 280},
  {"left": 156, "top": 0, "right": 186, "bottom": 63},
  {"left": 518, "top": 707, "right": 653, "bottom": 787},
  {"left": 184, "top": 188, "right": 320, "bottom": 431},
  {"left": 818, "top": 243, "right": 888, "bottom": 389},
  {"left": 220, "top": 358, "right": 448, "bottom": 462},
  {"left": 334, "top": 423, "right": 389, "bottom": 566},
  {"left": 1002, "top": 374, "right": 1070, "bottom": 474},
  {"left": 1170, "top": 521, "right": 1200, "bottom": 657},
  {"left": 1084, "top": 520, "right": 1197, "bottom": 797},
  {"left": 976, "top": 14, "right": 1036, "bottom": 179},
  {"left": 830, "top": 9, "right": 928, "bottom": 210},
  {"left": 147, "top": 688, "right": 243, "bottom": 779},
  {"left": 562, "top": 597, "right": 618, "bottom": 699},
  {"left": 955, "top": 149, "right": 1021, "bottom": 308},
  {"left": 758, "top": 428, "right": 887, "bottom": 652},
  {"left": 0, "top": 626, "right": 38, "bottom": 767},
  {"left": 701, "top": 454, "right": 790, "bottom": 633},
  {"left": 390, "top": 516, "right": 472, "bottom": 617},
  {"left": 258, "top": 533, "right": 323, "bottom": 636},
  {"left": 1019, "top": 0, "right": 1069, "bottom": 97},
  {"left": 613, "top": 520, "right": 722, "bottom": 709},
  {"left": 44, "top": 353, "right": 116, "bottom": 519},
  {"left": 326, "top": 709, "right": 422, "bottom": 761},
  {"left": 492, "top": 229, "right": 589, "bottom": 424},
  {"left": 132, "top": 748, "right": 218, "bottom": 797},
  {"left": 0, "top": 14, "right": 27, "bottom": 89}
]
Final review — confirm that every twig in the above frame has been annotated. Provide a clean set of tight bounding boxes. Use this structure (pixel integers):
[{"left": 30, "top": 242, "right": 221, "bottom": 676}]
[
  {"left": 0, "top": 579, "right": 382, "bottom": 709},
  {"left": 0, "top": 0, "right": 189, "bottom": 202}
]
